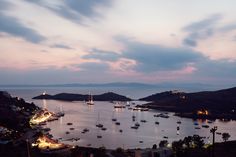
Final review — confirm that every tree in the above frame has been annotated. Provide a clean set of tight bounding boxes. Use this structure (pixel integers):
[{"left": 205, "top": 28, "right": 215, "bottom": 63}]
[
  {"left": 183, "top": 136, "right": 192, "bottom": 148},
  {"left": 192, "top": 135, "right": 204, "bottom": 148},
  {"left": 172, "top": 140, "right": 184, "bottom": 157},
  {"left": 159, "top": 140, "right": 168, "bottom": 148},
  {"left": 152, "top": 144, "right": 157, "bottom": 149},
  {"left": 222, "top": 133, "right": 230, "bottom": 142}
]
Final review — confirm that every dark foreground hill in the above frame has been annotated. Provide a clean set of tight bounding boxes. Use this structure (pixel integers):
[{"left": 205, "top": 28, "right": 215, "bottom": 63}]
[
  {"left": 33, "top": 92, "right": 132, "bottom": 101},
  {"left": 0, "top": 91, "right": 39, "bottom": 131},
  {"left": 140, "top": 87, "right": 236, "bottom": 119}
]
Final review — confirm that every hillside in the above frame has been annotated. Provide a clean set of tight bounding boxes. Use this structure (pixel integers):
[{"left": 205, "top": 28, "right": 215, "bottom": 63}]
[
  {"left": 140, "top": 87, "right": 236, "bottom": 119},
  {"left": 33, "top": 92, "right": 132, "bottom": 101},
  {"left": 0, "top": 91, "right": 39, "bottom": 131}
]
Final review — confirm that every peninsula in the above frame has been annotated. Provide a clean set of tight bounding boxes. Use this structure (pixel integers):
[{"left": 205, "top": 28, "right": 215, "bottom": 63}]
[
  {"left": 140, "top": 87, "right": 236, "bottom": 120},
  {"left": 33, "top": 92, "right": 132, "bottom": 101}
]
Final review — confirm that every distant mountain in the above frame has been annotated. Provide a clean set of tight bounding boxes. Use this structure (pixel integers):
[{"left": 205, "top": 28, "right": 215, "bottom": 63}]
[
  {"left": 140, "top": 87, "right": 236, "bottom": 119},
  {"left": 0, "top": 82, "right": 154, "bottom": 88},
  {"left": 33, "top": 92, "right": 132, "bottom": 101},
  {"left": 0, "top": 82, "right": 221, "bottom": 90}
]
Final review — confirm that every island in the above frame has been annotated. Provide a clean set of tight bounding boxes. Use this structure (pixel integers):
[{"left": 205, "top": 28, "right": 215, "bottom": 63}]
[
  {"left": 33, "top": 92, "right": 132, "bottom": 101},
  {"left": 139, "top": 87, "right": 236, "bottom": 120}
]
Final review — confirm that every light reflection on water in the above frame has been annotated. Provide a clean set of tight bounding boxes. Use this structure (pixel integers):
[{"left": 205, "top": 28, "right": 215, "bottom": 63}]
[{"left": 3, "top": 87, "right": 236, "bottom": 149}]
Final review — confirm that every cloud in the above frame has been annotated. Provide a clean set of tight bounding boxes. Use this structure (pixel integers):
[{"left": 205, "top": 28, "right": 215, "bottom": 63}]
[
  {"left": 82, "top": 48, "right": 120, "bottom": 61},
  {"left": 220, "top": 24, "right": 236, "bottom": 32},
  {"left": 182, "top": 14, "right": 222, "bottom": 47},
  {"left": 0, "top": 0, "right": 10, "bottom": 10},
  {"left": 82, "top": 40, "right": 204, "bottom": 73},
  {"left": 50, "top": 44, "right": 74, "bottom": 50},
  {"left": 0, "top": 12, "right": 45, "bottom": 43},
  {"left": 123, "top": 42, "right": 203, "bottom": 72},
  {"left": 78, "top": 62, "right": 109, "bottom": 71},
  {"left": 25, "top": 0, "right": 112, "bottom": 22},
  {"left": 195, "top": 59, "right": 236, "bottom": 78}
]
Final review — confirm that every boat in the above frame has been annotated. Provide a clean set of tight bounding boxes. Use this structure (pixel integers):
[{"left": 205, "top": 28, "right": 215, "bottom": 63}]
[
  {"left": 195, "top": 127, "right": 201, "bottom": 129},
  {"left": 115, "top": 122, "right": 120, "bottom": 125},
  {"left": 83, "top": 128, "right": 89, "bottom": 132},
  {"left": 132, "top": 114, "right": 136, "bottom": 119},
  {"left": 155, "top": 121, "right": 159, "bottom": 125},
  {"left": 202, "top": 124, "right": 209, "bottom": 128},
  {"left": 159, "top": 113, "right": 169, "bottom": 118},
  {"left": 112, "top": 118, "right": 117, "bottom": 121},
  {"left": 133, "top": 107, "right": 141, "bottom": 111},
  {"left": 114, "top": 103, "right": 126, "bottom": 108},
  {"left": 96, "top": 124, "right": 103, "bottom": 128},
  {"left": 97, "top": 135, "right": 102, "bottom": 139},
  {"left": 177, "top": 121, "right": 181, "bottom": 124},
  {"left": 135, "top": 122, "right": 140, "bottom": 127},
  {"left": 216, "top": 132, "right": 222, "bottom": 135},
  {"left": 119, "top": 129, "right": 123, "bottom": 133},
  {"left": 87, "top": 93, "right": 94, "bottom": 105},
  {"left": 67, "top": 122, "right": 73, "bottom": 125},
  {"left": 82, "top": 128, "right": 89, "bottom": 133},
  {"left": 207, "top": 120, "right": 213, "bottom": 124},
  {"left": 56, "top": 112, "right": 65, "bottom": 117},
  {"left": 140, "top": 108, "right": 149, "bottom": 111},
  {"left": 96, "top": 113, "right": 103, "bottom": 128},
  {"left": 101, "top": 127, "right": 107, "bottom": 131},
  {"left": 111, "top": 111, "right": 117, "bottom": 121},
  {"left": 177, "top": 126, "right": 180, "bottom": 130},
  {"left": 131, "top": 126, "right": 139, "bottom": 129},
  {"left": 139, "top": 141, "right": 143, "bottom": 143},
  {"left": 163, "top": 136, "right": 168, "bottom": 139},
  {"left": 140, "top": 120, "right": 147, "bottom": 123}
]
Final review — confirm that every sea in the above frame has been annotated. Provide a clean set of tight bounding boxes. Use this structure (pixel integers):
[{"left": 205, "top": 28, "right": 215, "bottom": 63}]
[{"left": 1, "top": 86, "right": 236, "bottom": 149}]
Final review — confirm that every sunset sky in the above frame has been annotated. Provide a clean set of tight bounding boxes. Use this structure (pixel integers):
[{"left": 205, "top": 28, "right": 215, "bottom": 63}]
[{"left": 1, "top": 0, "right": 236, "bottom": 85}]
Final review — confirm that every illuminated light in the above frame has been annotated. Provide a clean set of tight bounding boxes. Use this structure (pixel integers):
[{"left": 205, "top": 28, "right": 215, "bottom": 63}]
[
  {"left": 197, "top": 109, "right": 209, "bottom": 115},
  {"left": 32, "top": 135, "right": 65, "bottom": 150},
  {"left": 42, "top": 91, "right": 46, "bottom": 95},
  {"left": 30, "top": 109, "right": 53, "bottom": 125}
]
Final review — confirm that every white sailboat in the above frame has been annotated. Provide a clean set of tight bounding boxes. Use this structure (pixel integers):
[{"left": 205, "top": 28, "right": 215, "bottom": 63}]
[
  {"left": 87, "top": 92, "right": 94, "bottom": 105},
  {"left": 96, "top": 113, "right": 103, "bottom": 128},
  {"left": 112, "top": 111, "right": 117, "bottom": 122}
]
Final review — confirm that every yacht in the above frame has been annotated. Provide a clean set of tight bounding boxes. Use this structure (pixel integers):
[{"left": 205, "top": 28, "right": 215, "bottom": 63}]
[
  {"left": 87, "top": 93, "right": 94, "bottom": 105},
  {"left": 96, "top": 113, "right": 103, "bottom": 128},
  {"left": 114, "top": 103, "right": 126, "bottom": 108},
  {"left": 111, "top": 111, "right": 117, "bottom": 121}
]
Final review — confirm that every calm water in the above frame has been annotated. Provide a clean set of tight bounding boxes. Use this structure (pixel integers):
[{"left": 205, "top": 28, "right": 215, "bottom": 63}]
[{"left": 2, "top": 87, "right": 236, "bottom": 149}]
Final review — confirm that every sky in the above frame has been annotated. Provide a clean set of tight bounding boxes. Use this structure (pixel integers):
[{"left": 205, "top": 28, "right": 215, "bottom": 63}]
[{"left": 0, "top": 0, "right": 236, "bottom": 85}]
